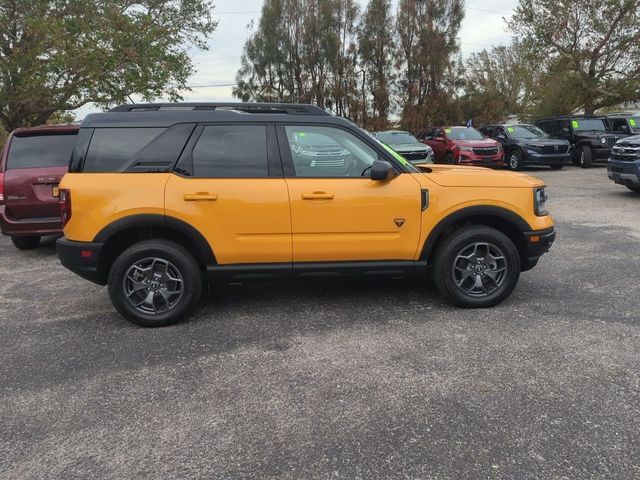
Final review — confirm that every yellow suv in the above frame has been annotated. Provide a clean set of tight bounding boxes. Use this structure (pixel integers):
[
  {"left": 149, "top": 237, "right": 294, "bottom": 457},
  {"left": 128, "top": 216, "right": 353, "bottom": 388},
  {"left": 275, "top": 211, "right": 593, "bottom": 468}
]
[{"left": 56, "top": 103, "right": 555, "bottom": 327}]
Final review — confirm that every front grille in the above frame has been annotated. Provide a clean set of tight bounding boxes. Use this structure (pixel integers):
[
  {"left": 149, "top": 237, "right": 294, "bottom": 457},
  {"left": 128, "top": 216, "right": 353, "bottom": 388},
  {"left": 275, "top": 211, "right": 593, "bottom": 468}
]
[
  {"left": 310, "top": 156, "right": 347, "bottom": 167},
  {"left": 611, "top": 145, "right": 640, "bottom": 162},
  {"left": 402, "top": 151, "right": 428, "bottom": 161},
  {"left": 541, "top": 145, "right": 569, "bottom": 154},
  {"left": 472, "top": 147, "right": 499, "bottom": 156},
  {"left": 606, "top": 136, "right": 619, "bottom": 147}
]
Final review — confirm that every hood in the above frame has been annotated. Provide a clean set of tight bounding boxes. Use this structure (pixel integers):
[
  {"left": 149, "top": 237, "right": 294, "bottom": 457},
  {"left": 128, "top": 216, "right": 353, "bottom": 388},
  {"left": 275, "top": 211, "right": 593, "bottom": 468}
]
[
  {"left": 616, "top": 134, "right": 640, "bottom": 146},
  {"left": 452, "top": 138, "right": 498, "bottom": 148},
  {"left": 390, "top": 143, "right": 431, "bottom": 153},
  {"left": 417, "top": 164, "right": 544, "bottom": 188}
]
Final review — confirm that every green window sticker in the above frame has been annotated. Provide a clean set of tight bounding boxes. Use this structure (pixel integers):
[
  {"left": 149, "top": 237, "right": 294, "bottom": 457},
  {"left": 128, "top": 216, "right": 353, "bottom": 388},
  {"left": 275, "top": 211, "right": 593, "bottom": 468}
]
[
  {"left": 445, "top": 128, "right": 452, "bottom": 134},
  {"left": 507, "top": 127, "right": 515, "bottom": 132},
  {"left": 297, "top": 132, "right": 306, "bottom": 137},
  {"left": 381, "top": 143, "right": 409, "bottom": 166},
  {"left": 571, "top": 120, "right": 579, "bottom": 129},
  {"left": 630, "top": 119, "right": 637, "bottom": 127}
]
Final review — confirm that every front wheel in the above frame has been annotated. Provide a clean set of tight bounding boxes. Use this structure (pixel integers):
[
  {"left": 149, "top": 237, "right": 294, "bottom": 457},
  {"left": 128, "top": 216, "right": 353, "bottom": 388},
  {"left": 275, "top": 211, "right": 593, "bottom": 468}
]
[
  {"left": 108, "top": 239, "right": 203, "bottom": 327},
  {"left": 11, "top": 235, "right": 41, "bottom": 250},
  {"left": 579, "top": 146, "right": 593, "bottom": 168},
  {"left": 507, "top": 149, "right": 524, "bottom": 171},
  {"left": 432, "top": 226, "right": 521, "bottom": 308}
]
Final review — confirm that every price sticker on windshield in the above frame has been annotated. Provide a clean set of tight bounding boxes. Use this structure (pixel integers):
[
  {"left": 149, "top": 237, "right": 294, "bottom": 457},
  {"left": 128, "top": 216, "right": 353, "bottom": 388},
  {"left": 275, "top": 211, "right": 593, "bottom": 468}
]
[
  {"left": 445, "top": 128, "right": 452, "bottom": 134},
  {"left": 572, "top": 120, "right": 579, "bottom": 128},
  {"left": 630, "top": 119, "right": 637, "bottom": 127},
  {"left": 507, "top": 127, "right": 515, "bottom": 132}
]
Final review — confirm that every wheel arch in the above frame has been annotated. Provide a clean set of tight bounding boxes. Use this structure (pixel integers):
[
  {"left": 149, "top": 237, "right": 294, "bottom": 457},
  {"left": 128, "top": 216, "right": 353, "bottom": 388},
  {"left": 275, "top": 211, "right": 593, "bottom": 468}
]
[
  {"left": 94, "top": 214, "right": 216, "bottom": 278},
  {"left": 420, "top": 206, "right": 532, "bottom": 271}
]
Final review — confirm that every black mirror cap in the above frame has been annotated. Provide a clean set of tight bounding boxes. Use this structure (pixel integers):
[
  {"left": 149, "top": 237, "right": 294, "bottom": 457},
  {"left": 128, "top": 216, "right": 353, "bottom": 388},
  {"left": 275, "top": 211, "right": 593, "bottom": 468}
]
[{"left": 371, "top": 160, "right": 395, "bottom": 181}]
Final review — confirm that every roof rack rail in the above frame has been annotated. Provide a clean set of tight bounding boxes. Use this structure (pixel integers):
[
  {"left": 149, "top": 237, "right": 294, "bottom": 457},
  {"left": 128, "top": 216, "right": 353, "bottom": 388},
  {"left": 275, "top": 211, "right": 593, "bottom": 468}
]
[{"left": 109, "top": 102, "right": 330, "bottom": 116}]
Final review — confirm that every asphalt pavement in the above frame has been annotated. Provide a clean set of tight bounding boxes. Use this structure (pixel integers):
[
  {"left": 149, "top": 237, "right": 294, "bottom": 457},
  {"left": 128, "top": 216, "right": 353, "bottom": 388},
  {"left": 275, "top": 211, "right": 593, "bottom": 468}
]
[{"left": 1, "top": 165, "right": 639, "bottom": 479}]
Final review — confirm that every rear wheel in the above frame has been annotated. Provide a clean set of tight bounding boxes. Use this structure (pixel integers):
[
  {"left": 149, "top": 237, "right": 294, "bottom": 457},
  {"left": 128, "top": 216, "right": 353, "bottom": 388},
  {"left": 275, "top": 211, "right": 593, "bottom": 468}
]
[
  {"left": 579, "top": 146, "right": 593, "bottom": 168},
  {"left": 108, "top": 239, "right": 202, "bottom": 327},
  {"left": 11, "top": 235, "right": 41, "bottom": 250},
  {"left": 432, "top": 226, "right": 521, "bottom": 308},
  {"left": 626, "top": 185, "right": 640, "bottom": 193}
]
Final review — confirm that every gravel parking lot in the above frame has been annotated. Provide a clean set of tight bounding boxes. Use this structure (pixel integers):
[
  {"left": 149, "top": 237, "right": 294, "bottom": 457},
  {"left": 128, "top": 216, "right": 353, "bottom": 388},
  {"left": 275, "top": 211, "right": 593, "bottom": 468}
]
[{"left": 1, "top": 165, "right": 639, "bottom": 479}]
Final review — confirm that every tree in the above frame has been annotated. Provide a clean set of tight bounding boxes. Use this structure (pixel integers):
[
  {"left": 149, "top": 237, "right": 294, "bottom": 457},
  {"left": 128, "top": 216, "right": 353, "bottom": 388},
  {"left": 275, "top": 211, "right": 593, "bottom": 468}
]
[
  {"left": 396, "top": 0, "right": 465, "bottom": 132},
  {"left": 358, "top": 0, "right": 395, "bottom": 130},
  {"left": 0, "top": 0, "right": 217, "bottom": 131},
  {"left": 509, "top": 0, "right": 640, "bottom": 115}
]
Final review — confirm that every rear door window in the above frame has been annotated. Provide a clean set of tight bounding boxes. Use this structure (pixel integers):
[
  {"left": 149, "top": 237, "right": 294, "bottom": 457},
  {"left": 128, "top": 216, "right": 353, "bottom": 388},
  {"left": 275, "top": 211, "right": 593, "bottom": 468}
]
[
  {"left": 7, "top": 133, "right": 77, "bottom": 169},
  {"left": 83, "top": 128, "right": 164, "bottom": 172},
  {"left": 190, "top": 125, "right": 268, "bottom": 178}
]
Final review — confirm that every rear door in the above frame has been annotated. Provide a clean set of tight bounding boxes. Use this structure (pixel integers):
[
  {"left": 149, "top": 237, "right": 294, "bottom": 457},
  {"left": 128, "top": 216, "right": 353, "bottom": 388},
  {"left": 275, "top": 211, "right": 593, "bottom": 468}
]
[
  {"left": 3, "top": 131, "right": 77, "bottom": 220},
  {"left": 164, "top": 123, "right": 292, "bottom": 265}
]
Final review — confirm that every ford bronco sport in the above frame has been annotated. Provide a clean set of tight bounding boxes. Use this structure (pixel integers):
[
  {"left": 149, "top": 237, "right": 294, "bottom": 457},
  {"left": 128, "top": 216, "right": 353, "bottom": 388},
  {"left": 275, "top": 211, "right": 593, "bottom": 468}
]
[{"left": 56, "top": 103, "right": 555, "bottom": 327}]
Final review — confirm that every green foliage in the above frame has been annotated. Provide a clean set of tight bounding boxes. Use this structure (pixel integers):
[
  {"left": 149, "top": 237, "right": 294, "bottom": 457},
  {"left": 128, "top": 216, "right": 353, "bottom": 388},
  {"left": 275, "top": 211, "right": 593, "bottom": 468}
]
[
  {"left": 508, "top": 0, "right": 640, "bottom": 115},
  {"left": 0, "top": 0, "right": 217, "bottom": 131},
  {"left": 396, "top": 0, "right": 464, "bottom": 132}
]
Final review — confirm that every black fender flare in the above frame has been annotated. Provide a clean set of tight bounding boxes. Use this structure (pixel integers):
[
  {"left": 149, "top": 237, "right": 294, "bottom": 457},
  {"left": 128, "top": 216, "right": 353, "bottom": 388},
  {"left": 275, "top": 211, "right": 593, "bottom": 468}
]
[
  {"left": 419, "top": 206, "right": 531, "bottom": 262},
  {"left": 93, "top": 214, "right": 216, "bottom": 265}
]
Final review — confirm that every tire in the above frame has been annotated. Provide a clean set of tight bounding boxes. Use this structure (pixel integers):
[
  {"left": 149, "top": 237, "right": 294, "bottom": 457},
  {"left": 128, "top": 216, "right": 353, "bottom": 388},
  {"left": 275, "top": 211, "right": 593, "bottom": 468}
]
[
  {"left": 579, "top": 145, "right": 592, "bottom": 168},
  {"left": 432, "top": 226, "right": 521, "bottom": 308},
  {"left": 11, "top": 235, "right": 41, "bottom": 250},
  {"left": 445, "top": 153, "right": 456, "bottom": 164},
  {"left": 108, "top": 239, "right": 203, "bottom": 327},
  {"left": 507, "top": 149, "right": 524, "bottom": 171},
  {"left": 626, "top": 185, "right": 640, "bottom": 193},
  {"left": 550, "top": 164, "right": 564, "bottom": 170}
]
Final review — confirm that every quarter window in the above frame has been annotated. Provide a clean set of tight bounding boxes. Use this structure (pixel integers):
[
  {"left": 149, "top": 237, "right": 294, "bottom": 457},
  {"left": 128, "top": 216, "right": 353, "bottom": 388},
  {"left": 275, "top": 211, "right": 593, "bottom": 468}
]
[
  {"left": 7, "top": 133, "right": 77, "bottom": 169},
  {"left": 84, "top": 128, "right": 164, "bottom": 172},
  {"left": 284, "top": 125, "right": 378, "bottom": 178},
  {"left": 191, "top": 125, "right": 268, "bottom": 178}
]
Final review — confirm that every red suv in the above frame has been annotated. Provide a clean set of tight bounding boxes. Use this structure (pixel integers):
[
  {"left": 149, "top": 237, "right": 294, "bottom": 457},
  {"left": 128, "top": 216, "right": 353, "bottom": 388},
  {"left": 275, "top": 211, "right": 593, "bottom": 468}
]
[
  {"left": 417, "top": 126, "right": 504, "bottom": 167},
  {"left": 0, "top": 125, "right": 78, "bottom": 249}
]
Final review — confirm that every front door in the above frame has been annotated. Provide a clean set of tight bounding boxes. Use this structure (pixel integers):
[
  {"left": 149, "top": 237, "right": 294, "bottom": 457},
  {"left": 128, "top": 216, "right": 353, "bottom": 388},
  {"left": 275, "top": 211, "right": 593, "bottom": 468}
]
[
  {"left": 164, "top": 124, "right": 291, "bottom": 265},
  {"left": 278, "top": 124, "right": 423, "bottom": 263}
]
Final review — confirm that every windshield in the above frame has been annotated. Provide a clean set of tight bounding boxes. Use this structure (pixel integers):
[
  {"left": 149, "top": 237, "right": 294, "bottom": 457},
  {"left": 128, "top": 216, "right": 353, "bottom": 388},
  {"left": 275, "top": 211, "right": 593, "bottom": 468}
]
[
  {"left": 446, "top": 127, "right": 484, "bottom": 140},
  {"left": 572, "top": 118, "right": 606, "bottom": 132},
  {"left": 507, "top": 125, "right": 547, "bottom": 139},
  {"left": 376, "top": 132, "right": 419, "bottom": 145}
]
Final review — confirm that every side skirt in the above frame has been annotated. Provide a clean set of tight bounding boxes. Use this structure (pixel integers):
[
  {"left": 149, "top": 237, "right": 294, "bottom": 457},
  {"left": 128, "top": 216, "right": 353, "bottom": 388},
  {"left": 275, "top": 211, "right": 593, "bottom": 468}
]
[{"left": 206, "top": 260, "right": 429, "bottom": 283}]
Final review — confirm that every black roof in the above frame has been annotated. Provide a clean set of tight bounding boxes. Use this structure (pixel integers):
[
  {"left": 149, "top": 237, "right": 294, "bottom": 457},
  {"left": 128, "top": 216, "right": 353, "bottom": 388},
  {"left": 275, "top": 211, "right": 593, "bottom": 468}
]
[
  {"left": 535, "top": 114, "right": 606, "bottom": 121},
  {"left": 82, "top": 102, "right": 340, "bottom": 128}
]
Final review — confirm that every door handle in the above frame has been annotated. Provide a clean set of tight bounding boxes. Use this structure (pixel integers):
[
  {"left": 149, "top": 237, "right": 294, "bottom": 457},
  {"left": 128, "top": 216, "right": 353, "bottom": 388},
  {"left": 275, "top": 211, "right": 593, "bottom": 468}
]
[
  {"left": 183, "top": 193, "right": 218, "bottom": 201},
  {"left": 301, "top": 192, "right": 334, "bottom": 200}
]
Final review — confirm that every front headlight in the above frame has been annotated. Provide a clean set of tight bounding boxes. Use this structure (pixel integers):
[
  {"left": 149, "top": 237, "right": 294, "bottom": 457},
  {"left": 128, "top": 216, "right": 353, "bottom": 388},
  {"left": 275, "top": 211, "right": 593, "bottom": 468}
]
[
  {"left": 534, "top": 187, "right": 548, "bottom": 216},
  {"left": 426, "top": 150, "right": 434, "bottom": 162},
  {"left": 459, "top": 146, "right": 474, "bottom": 152},
  {"left": 600, "top": 137, "right": 607, "bottom": 145}
]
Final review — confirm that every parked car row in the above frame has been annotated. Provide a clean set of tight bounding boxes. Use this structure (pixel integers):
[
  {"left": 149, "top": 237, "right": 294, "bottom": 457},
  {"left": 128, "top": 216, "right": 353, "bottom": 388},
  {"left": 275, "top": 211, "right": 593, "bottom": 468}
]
[{"left": 0, "top": 102, "right": 558, "bottom": 327}]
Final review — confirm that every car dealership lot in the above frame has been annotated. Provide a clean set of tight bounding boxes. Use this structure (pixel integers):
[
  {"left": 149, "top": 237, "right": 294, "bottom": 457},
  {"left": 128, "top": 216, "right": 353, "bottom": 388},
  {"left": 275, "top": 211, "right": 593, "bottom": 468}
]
[{"left": 1, "top": 167, "right": 639, "bottom": 479}]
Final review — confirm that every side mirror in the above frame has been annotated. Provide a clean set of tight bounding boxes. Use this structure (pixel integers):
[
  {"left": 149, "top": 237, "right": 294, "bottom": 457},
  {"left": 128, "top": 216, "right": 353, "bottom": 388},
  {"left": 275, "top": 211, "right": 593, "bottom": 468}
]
[
  {"left": 371, "top": 160, "right": 395, "bottom": 181},
  {"left": 496, "top": 134, "right": 507, "bottom": 142}
]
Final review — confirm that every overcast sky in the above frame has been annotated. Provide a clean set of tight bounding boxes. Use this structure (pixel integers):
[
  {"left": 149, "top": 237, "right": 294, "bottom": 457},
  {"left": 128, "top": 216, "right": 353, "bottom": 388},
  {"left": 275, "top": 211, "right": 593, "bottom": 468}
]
[{"left": 74, "top": 0, "right": 519, "bottom": 119}]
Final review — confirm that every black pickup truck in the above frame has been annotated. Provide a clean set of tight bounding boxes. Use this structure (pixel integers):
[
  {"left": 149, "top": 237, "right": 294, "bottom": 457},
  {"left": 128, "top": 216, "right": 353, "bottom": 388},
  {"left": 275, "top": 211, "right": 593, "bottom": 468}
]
[{"left": 535, "top": 116, "right": 624, "bottom": 168}]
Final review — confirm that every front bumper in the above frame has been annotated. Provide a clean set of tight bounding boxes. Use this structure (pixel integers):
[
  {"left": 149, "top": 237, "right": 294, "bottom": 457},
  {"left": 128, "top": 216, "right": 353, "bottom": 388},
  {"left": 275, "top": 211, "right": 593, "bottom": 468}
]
[
  {"left": 0, "top": 205, "right": 62, "bottom": 237},
  {"left": 607, "top": 159, "right": 640, "bottom": 187},
  {"left": 458, "top": 153, "right": 505, "bottom": 168},
  {"left": 56, "top": 236, "right": 107, "bottom": 285},
  {"left": 593, "top": 147, "right": 612, "bottom": 160},
  {"left": 522, "top": 227, "right": 556, "bottom": 271},
  {"left": 522, "top": 152, "right": 570, "bottom": 166}
]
